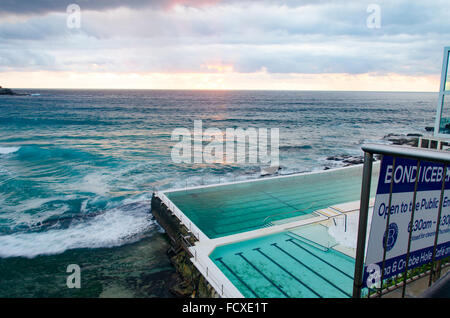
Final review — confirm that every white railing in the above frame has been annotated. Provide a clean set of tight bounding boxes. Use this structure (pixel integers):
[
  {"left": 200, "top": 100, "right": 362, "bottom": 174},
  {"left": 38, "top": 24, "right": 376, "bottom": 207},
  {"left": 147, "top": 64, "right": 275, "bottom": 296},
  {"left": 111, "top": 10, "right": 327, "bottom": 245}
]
[
  {"left": 189, "top": 246, "right": 244, "bottom": 298},
  {"left": 153, "top": 191, "right": 244, "bottom": 297},
  {"left": 154, "top": 191, "right": 209, "bottom": 242}
]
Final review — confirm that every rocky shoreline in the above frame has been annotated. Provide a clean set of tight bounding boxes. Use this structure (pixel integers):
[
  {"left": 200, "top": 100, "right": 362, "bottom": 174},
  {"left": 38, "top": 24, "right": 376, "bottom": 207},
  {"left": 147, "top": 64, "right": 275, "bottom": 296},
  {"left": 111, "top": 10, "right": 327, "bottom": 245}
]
[
  {"left": 151, "top": 195, "right": 219, "bottom": 298},
  {"left": 0, "top": 87, "right": 29, "bottom": 96},
  {"left": 323, "top": 133, "right": 421, "bottom": 169}
]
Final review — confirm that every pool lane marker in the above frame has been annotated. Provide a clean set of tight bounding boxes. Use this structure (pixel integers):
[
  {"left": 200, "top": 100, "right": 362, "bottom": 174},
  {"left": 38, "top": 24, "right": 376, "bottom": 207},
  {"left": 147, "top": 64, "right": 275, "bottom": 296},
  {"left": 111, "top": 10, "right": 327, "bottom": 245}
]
[
  {"left": 252, "top": 248, "right": 322, "bottom": 298},
  {"left": 271, "top": 243, "right": 351, "bottom": 297},
  {"left": 235, "top": 252, "right": 290, "bottom": 298},
  {"left": 215, "top": 257, "right": 259, "bottom": 298},
  {"left": 286, "top": 238, "right": 353, "bottom": 280}
]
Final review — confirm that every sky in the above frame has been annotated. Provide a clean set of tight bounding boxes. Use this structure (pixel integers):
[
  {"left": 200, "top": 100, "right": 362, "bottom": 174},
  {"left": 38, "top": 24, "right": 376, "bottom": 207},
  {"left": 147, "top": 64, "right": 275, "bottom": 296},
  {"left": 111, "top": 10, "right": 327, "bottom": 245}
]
[{"left": 0, "top": 0, "right": 449, "bottom": 91}]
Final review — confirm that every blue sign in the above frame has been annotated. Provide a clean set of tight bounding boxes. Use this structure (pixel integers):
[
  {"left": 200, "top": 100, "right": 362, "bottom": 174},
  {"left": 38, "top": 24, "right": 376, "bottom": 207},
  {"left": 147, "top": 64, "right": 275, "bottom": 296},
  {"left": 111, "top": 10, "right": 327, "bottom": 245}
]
[
  {"left": 383, "top": 223, "right": 398, "bottom": 252},
  {"left": 363, "top": 155, "right": 450, "bottom": 288}
]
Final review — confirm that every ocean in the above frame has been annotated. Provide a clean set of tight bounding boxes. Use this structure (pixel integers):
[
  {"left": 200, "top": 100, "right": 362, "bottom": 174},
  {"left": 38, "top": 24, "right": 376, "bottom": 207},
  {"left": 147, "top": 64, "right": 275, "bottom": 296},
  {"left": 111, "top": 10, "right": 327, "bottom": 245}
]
[{"left": 0, "top": 89, "right": 437, "bottom": 297}]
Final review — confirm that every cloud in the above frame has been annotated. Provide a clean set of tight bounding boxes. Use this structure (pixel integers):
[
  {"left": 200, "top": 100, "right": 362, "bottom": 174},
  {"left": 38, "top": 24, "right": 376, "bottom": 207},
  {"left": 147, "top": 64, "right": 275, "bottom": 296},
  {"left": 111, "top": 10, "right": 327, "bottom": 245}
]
[
  {"left": 0, "top": 0, "right": 246, "bottom": 16},
  {"left": 0, "top": 0, "right": 153, "bottom": 16},
  {"left": 0, "top": 0, "right": 449, "bottom": 80}
]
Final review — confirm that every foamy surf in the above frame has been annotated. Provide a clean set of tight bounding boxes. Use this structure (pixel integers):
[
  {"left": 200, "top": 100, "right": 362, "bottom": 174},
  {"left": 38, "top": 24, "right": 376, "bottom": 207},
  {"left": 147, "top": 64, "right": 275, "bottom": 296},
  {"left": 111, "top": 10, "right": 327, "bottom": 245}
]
[
  {"left": 0, "top": 146, "right": 20, "bottom": 155},
  {"left": 0, "top": 202, "right": 154, "bottom": 258}
]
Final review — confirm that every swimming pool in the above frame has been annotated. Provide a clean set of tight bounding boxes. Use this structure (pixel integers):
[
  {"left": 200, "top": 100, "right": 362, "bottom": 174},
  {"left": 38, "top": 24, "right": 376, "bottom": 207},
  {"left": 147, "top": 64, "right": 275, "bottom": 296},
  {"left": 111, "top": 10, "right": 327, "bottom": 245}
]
[
  {"left": 210, "top": 223, "right": 355, "bottom": 298},
  {"left": 165, "top": 163, "right": 380, "bottom": 239}
]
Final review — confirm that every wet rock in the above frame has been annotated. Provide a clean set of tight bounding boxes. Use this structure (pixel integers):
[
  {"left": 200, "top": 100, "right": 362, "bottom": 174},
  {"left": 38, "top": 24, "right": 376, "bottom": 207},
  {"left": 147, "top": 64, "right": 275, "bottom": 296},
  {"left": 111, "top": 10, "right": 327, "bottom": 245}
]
[
  {"left": 197, "top": 276, "right": 212, "bottom": 298},
  {"left": 326, "top": 154, "right": 365, "bottom": 166},
  {"left": 171, "top": 281, "right": 194, "bottom": 297},
  {"left": 407, "top": 133, "right": 423, "bottom": 137},
  {"left": 0, "top": 88, "right": 29, "bottom": 96},
  {"left": 342, "top": 157, "right": 364, "bottom": 165},
  {"left": 326, "top": 154, "right": 352, "bottom": 161},
  {"left": 382, "top": 133, "right": 418, "bottom": 147},
  {"left": 260, "top": 165, "right": 280, "bottom": 176},
  {"left": 0, "top": 88, "right": 16, "bottom": 95}
]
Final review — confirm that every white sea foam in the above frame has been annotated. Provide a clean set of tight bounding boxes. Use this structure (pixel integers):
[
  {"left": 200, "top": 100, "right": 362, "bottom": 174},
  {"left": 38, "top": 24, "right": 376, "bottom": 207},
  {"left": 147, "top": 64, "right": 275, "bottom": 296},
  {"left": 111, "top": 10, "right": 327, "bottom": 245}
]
[
  {"left": 327, "top": 209, "right": 374, "bottom": 249},
  {"left": 1, "top": 195, "right": 75, "bottom": 214},
  {"left": 2, "top": 204, "right": 70, "bottom": 230},
  {"left": 0, "top": 146, "right": 20, "bottom": 155},
  {"left": 327, "top": 214, "right": 358, "bottom": 249},
  {"left": 63, "top": 173, "right": 111, "bottom": 196},
  {"left": 0, "top": 204, "right": 154, "bottom": 258}
]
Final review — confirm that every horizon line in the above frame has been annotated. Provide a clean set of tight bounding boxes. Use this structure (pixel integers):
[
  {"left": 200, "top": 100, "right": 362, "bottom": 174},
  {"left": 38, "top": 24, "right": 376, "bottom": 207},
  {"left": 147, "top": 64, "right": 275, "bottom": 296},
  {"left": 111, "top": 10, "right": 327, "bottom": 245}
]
[{"left": 9, "top": 87, "right": 439, "bottom": 94}]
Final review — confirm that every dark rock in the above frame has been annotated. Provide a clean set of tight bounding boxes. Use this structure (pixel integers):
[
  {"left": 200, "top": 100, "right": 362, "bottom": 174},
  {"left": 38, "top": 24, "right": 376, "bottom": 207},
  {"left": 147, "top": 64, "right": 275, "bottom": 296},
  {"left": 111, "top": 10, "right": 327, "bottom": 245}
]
[
  {"left": 342, "top": 157, "right": 364, "bottom": 165},
  {"left": 382, "top": 133, "right": 419, "bottom": 147},
  {"left": 0, "top": 88, "right": 16, "bottom": 95},
  {"left": 407, "top": 133, "right": 423, "bottom": 137},
  {"left": 325, "top": 154, "right": 368, "bottom": 168},
  {"left": 325, "top": 153, "right": 380, "bottom": 168},
  {"left": 151, "top": 194, "right": 219, "bottom": 298},
  {"left": 384, "top": 133, "right": 402, "bottom": 137},
  {"left": 326, "top": 155, "right": 352, "bottom": 161},
  {"left": 0, "top": 88, "right": 29, "bottom": 96}
]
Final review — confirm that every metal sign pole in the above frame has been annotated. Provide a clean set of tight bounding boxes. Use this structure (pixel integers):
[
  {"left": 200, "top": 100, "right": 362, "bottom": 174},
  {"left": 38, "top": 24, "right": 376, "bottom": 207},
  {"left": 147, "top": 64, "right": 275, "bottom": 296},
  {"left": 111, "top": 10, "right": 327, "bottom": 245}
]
[
  {"left": 401, "top": 160, "right": 421, "bottom": 298},
  {"left": 428, "top": 163, "right": 447, "bottom": 286},
  {"left": 353, "top": 151, "right": 373, "bottom": 298},
  {"left": 378, "top": 156, "right": 396, "bottom": 297}
]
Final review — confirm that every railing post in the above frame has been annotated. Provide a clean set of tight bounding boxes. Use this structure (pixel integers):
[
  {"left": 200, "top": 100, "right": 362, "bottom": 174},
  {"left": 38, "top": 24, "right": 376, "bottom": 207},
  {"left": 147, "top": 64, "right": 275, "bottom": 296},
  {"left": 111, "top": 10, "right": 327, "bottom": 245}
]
[
  {"left": 344, "top": 213, "right": 347, "bottom": 233},
  {"left": 401, "top": 160, "right": 421, "bottom": 298},
  {"left": 429, "top": 163, "right": 447, "bottom": 286},
  {"left": 378, "top": 156, "right": 396, "bottom": 297},
  {"left": 353, "top": 151, "right": 373, "bottom": 298}
]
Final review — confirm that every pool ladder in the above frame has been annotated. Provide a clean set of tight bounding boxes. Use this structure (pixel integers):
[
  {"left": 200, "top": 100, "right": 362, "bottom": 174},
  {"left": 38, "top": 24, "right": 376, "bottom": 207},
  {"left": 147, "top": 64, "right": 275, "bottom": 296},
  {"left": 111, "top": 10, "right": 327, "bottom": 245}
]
[
  {"left": 262, "top": 203, "right": 315, "bottom": 228},
  {"left": 286, "top": 231, "right": 331, "bottom": 252}
]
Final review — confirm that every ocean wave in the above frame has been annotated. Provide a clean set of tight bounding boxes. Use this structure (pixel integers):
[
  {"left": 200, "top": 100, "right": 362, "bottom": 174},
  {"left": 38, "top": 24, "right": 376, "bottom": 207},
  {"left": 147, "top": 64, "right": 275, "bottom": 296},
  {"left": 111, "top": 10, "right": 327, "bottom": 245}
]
[
  {"left": 0, "top": 146, "right": 20, "bottom": 155},
  {"left": 0, "top": 201, "right": 154, "bottom": 258},
  {"left": 15, "top": 145, "right": 101, "bottom": 162},
  {"left": 279, "top": 145, "right": 313, "bottom": 151},
  {"left": 69, "top": 173, "right": 112, "bottom": 196}
]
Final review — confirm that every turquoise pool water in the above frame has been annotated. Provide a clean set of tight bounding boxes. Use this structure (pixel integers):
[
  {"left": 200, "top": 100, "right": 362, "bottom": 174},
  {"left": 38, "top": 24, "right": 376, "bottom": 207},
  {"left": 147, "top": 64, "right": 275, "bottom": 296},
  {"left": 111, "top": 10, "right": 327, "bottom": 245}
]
[
  {"left": 210, "top": 224, "right": 355, "bottom": 298},
  {"left": 166, "top": 164, "right": 379, "bottom": 239}
]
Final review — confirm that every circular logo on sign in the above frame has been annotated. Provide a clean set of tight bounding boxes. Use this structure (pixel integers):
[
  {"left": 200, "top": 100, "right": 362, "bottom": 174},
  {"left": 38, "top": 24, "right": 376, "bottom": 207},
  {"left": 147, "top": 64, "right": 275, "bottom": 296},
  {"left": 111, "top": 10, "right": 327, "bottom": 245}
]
[{"left": 383, "top": 223, "right": 398, "bottom": 252}]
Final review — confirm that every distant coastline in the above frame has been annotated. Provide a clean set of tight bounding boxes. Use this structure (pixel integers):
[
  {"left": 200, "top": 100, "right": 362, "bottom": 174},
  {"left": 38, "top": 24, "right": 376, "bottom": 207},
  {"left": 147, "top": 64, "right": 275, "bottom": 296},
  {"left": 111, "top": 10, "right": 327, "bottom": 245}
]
[{"left": 0, "top": 87, "right": 29, "bottom": 96}]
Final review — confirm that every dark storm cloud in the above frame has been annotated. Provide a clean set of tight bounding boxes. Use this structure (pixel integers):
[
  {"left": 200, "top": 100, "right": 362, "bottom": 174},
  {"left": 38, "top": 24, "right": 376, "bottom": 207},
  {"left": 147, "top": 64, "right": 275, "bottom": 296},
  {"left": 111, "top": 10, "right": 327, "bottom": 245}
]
[
  {"left": 0, "top": 0, "right": 334, "bottom": 16},
  {"left": 0, "top": 0, "right": 155, "bottom": 15}
]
